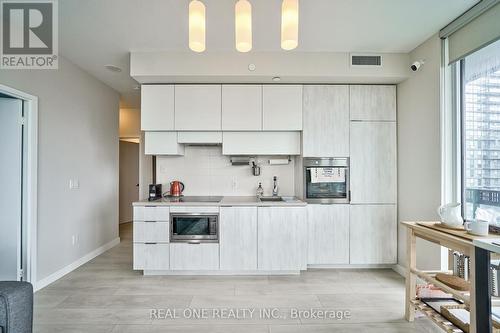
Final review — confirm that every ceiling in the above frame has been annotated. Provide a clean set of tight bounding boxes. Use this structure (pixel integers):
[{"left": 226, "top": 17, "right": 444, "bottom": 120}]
[{"left": 59, "top": 0, "right": 478, "bottom": 108}]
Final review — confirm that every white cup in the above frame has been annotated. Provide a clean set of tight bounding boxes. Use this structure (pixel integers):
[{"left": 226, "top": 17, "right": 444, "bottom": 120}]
[{"left": 464, "top": 220, "right": 489, "bottom": 236}]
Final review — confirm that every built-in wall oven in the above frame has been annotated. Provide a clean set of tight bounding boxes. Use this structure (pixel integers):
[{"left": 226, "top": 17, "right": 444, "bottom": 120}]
[
  {"left": 170, "top": 213, "right": 219, "bottom": 243},
  {"left": 303, "top": 157, "right": 350, "bottom": 204}
]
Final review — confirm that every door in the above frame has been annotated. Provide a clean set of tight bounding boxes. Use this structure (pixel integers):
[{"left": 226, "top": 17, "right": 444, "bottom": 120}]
[
  {"left": 119, "top": 141, "right": 139, "bottom": 224},
  {"left": 303, "top": 85, "right": 349, "bottom": 157},
  {"left": 141, "top": 85, "right": 175, "bottom": 130},
  {"left": 350, "top": 121, "right": 397, "bottom": 204},
  {"left": 174, "top": 85, "right": 222, "bottom": 130},
  {"left": 222, "top": 85, "right": 262, "bottom": 130},
  {"left": 0, "top": 97, "right": 24, "bottom": 281},
  {"left": 349, "top": 205, "right": 397, "bottom": 264},
  {"left": 307, "top": 204, "right": 349, "bottom": 265},
  {"left": 349, "top": 85, "right": 396, "bottom": 121},
  {"left": 220, "top": 207, "right": 258, "bottom": 270},
  {"left": 257, "top": 207, "right": 307, "bottom": 271},
  {"left": 262, "top": 85, "right": 302, "bottom": 130}
]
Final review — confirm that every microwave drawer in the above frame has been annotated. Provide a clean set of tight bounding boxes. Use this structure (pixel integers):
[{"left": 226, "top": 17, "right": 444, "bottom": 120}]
[
  {"left": 133, "top": 206, "right": 170, "bottom": 221},
  {"left": 133, "top": 222, "right": 170, "bottom": 243}
]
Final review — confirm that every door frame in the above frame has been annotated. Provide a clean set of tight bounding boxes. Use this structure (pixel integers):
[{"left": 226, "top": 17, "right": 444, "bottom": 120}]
[{"left": 0, "top": 84, "right": 38, "bottom": 287}]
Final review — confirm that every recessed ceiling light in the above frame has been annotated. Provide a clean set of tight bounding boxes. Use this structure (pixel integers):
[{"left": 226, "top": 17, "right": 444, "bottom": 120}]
[
  {"left": 248, "top": 63, "right": 256, "bottom": 71},
  {"left": 105, "top": 64, "right": 122, "bottom": 73},
  {"left": 272, "top": 76, "right": 281, "bottom": 82}
]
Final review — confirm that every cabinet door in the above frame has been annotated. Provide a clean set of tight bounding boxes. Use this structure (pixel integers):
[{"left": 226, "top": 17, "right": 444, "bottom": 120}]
[
  {"left": 222, "top": 85, "right": 262, "bottom": 130},
  {"left": 133, "top": 243, "right": 170, "bottom": 270},
  {"left": 144, "top": 132, "right": 184, "bottom": 155},
  {"left": 175, "top": 85, "right": 222, "bottom": 130},
  {"left": 307, "top": 204, "right": 349, "bottom": 265},
  {"left": 303, "top": 85, "right": 349, "bottom": 157},
  {"left": 350, "top": 122, "right": 396, "bottom": 204},
  {"left": 222, "top": 131, "right": 301, "bottom": 155},
  {"left": 258, "top": 207, "right": 307, "bottom": 271},
  {"left": 349, "top": 205, "right": 397, "bottom": 264},
  {"left": 262, "top": 85, "right": 303, "bottom": 130},
  {"left": 133, "top": 222, "right": 169, "bottom": 243},
  {"left": 220, "top": 207, "right": 258, "bottom": 270},
  {"left": 141, "top": 85, "right": 175, "bottom": 130},
  {"left": 169, "top": 243, "right": 219, "bottom": 270},
  {"left": 350, "top": 85, "right": 396, "bottom": 121}
]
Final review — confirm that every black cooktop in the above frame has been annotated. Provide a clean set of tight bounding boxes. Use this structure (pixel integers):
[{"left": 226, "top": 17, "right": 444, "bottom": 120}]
[{"left": 164, "top": 196, "right": 223, "bottom": 203}]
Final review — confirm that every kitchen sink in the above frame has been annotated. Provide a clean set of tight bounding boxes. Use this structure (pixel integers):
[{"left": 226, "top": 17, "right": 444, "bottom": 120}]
[{"left": 259, "top": 196, "right": 284, "bottom": 202}]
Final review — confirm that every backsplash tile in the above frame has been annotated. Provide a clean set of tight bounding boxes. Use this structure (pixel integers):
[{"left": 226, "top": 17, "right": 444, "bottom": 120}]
[{"left": 156, "top": 146, "right": 295, "bottom": 196}]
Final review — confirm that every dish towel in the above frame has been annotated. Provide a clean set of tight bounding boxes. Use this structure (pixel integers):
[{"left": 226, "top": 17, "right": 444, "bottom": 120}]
[{"left": 310, "top": 167, "right": 345, "bottom": 183}]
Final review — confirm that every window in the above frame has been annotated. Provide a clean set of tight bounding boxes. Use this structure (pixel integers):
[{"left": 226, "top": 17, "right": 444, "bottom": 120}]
[{"left": 458, "top": 39, "right": 500, "bottom": 221}]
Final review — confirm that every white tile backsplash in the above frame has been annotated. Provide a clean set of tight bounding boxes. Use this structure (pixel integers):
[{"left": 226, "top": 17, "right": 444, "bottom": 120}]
[{"left": 156, "top": 146, "right": 295, "bottom": 196}]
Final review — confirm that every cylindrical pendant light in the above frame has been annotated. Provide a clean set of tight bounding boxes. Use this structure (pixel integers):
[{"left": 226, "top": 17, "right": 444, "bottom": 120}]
[
  {"left": 235, "top": 0, "right": 252, "bottom": 52},
  {"left": 189, "top": 0, "right": 206, "bottom": 52},
  {"left": 281, "top": 0, "right": 299, "bottom": 50}
]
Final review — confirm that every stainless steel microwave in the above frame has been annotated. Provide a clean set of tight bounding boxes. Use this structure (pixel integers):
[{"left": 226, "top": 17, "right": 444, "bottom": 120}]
[
  {"left": 170, "top": 213, "right": 219, "bottom": 243},
  {"left": 303, "top": 157, "right": 350, "bottom": 204}
]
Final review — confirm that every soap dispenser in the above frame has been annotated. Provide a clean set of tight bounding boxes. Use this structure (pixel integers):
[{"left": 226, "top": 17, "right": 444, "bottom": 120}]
[{"left": 256, "top": 182, "right": 264, "bottom": 198}]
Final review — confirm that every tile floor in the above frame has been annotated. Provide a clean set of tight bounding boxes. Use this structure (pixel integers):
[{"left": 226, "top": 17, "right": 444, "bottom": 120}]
[{"left": 33, "top": 223, "right": 440, "bottom": 333}]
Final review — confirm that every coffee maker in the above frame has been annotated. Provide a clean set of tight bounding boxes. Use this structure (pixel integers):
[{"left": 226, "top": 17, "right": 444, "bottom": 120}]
[{"left": 148, "top": 184, "right": 162, "bottom": 201}]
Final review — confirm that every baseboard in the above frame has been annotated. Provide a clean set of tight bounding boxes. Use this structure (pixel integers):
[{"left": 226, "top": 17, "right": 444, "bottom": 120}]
[
  {"left": 392, "top": 263, "right": 406, "bottom": 277},
  {"left": 307, "top": 264, "right": 394, "bottom": 269},
  {"left": 34, "top": 237, "right": 120, "bottom": 291}
]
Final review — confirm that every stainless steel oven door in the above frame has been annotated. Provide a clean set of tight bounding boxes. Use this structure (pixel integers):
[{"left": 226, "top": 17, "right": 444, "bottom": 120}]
[
  {"left": 303, "top": 158, "right": 350, "bottom": 204},
  {"left": 170, "top": 213, "right": 219, "bottom": 243}
]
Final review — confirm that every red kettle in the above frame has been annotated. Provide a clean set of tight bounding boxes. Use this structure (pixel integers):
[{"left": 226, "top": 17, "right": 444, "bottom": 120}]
[{"left": 169, "top": 181, "right": 185, "bottom": 197}]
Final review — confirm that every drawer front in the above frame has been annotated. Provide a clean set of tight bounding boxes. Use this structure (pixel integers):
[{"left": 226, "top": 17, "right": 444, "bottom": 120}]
[
  {"left": 133, "top": 206, "right": 170, "bottom": 221},
  {"left": 133, "top": 243, "right": 170, "bottom": 270},
  {"left": 169, "top": 243, "right": 219, "bottom": 270},
  {"left": 169, "top": 206, "right": 219, "bottom": 214},
  {"left": 133, "top": 222, "right": 170, "bottom": 243}
]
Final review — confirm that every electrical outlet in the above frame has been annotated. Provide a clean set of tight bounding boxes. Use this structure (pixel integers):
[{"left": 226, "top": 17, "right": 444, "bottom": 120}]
[{"left": 69, "top": 178, "right": 80, "bottom": 190}]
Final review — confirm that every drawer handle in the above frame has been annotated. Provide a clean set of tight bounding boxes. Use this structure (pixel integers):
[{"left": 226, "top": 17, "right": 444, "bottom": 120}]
[
  {"left": 144, "top": 220, "right": 156, "bottom": 223},
  {"left": 145, "top": 242, "right": 157, "bottom": 245},
  {"left": 188, "top": 241, "right": 201, "bottom": 244}
]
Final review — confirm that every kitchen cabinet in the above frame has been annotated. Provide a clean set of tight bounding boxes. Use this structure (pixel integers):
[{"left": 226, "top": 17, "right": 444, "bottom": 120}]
[
  {"left": 222, "top": 131, "right": 301, "bottom": 155},
  {"left": 144, "top": 132, "right": 184, "bottom": 155},
  {"left": 302, "top": 85, "right": 349, "bottom": 157},
  {"left": 307, "top": 204, "right": 349, "bottom": 265},
  {"left": 350, "top": 121, "right": 396, "bottom": 204},
  {"left": 133, "top": 206, "right": 170, "bottom": 221},
  {"left": 222, "top": 85, "right": 262, "bottom": 130},
  {"left": 262, "top": 85, "right": 303, "bottom": 130},
  {"left": 175, "top": 85, "right": 222, "bottom": 130},
  {"left": 133, "top": 243, "right": 170, "bottom": 270},
  {"left": 349, "top": 204, "right": 397, "bottom": 264},
  {"left": 350, "top": 85, "right": 396, "bottom": 121},
  {"left": 133, "top": 222, "right": 169, "bottom": 243},
  {"left": 141, "top": 85, "right": 175, "bottom": 131},
  {"left": 177, "top": 132, "right": 222, "bottom": 144},
  {"left": 219, "top": 207, "right": 258, "bottom": 270},
  {"left": 169, "top": 243, "right": 219, "bottom": 270},
  {"left": 257, "top": 207, "right": 307, "bottom": 271}
]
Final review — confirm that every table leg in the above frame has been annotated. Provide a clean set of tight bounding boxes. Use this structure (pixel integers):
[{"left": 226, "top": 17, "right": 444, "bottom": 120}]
[
  {"left": 405, "top": 229, "right": 416, "bottom": 321},
  {"left": 472, "top": 246, "right": 491, "bottom": 333}
]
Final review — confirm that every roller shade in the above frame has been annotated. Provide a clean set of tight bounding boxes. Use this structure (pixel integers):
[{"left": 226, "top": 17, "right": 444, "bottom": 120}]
[{"left": 448, "top": 2, "right": 500, "bottom": 64}]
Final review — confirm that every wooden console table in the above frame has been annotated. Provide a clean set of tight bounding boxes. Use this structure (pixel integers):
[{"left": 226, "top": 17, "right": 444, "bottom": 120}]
[{"left": 402, "top": 221, "right": 500, "bottom": 333}]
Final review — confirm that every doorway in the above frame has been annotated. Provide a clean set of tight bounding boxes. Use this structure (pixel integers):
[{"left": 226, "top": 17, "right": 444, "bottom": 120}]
[
  {"left": 0, "top": 85, "right": 38, "bottom": 284},
  {"left": 119, "top": 140, "right": 139, "bottom": 224}
]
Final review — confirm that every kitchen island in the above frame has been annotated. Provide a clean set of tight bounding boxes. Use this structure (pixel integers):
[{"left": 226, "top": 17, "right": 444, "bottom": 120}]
[{"left": 132, "top": 196, "right": 307, "bottom": 275}]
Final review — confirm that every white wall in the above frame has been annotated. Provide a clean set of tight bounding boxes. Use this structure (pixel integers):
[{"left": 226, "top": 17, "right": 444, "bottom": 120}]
[
  {"left": 119, "top": 108, "right": 140, "bottom": 139},
  {"left": 0, "top": 56, "right": 120, "bottom": 283},
  {"left": 397, "top": 34, "right": 442, "bottom": 270},
  {"left": 157, "top": 146, "right": 295, "bottom": 197}
]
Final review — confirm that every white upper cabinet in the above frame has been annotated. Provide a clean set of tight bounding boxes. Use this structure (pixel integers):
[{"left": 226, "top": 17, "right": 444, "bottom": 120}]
[
  {"left": 262, "top": 85, "right": 303, "bottom": 130},
  {"left": 350, "top": 85, "right": 396, "bottom": 121},
  {"left": 175, "top": 85, "right": 222, "bottom": 130},
  {"left": 144, "top": 132, "right": 184, "bottom": 156},
  {"left": 222, "top": 85, "right": 262, "bottom": 130},
  {"left": 350, "top": 122, "right": 396, "bottom": 204},
  {"left": 222, "top": 132, "right": 301, "bottom": 155},
  {"left": 141, "top": 85, "right": 175, "bottom": 130},
  {"left": 303, "top": 85, "right": 349, "bottom": 157}
]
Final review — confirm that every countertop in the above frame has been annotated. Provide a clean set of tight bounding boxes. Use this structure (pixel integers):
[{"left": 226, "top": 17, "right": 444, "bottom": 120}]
[{"left": 133, "top": 196, "right": 307, "bottom": 207}]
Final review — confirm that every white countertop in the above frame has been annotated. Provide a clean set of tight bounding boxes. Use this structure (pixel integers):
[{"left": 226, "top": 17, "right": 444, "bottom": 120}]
[
  {"left": 473, "top": 238, "right": 500, "bottom": 254},
  {"left": 133, "top": 196, "right": 307, "bottom": 207}
]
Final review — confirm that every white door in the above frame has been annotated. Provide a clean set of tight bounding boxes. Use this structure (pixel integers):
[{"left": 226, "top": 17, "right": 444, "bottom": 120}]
[
  {"left": 349, "top": 85, "right": 396, "bottom": 121},
  {"left": 0, "top": 97, "right": 24, "bottom": 281},
  {"left": 262, "top": 85, "right": 303, "bottom": 130},
  {"left": 119, "top": 141, "right": 139, "bottom": 224},
  {"left": 307, "top": 204, "right": 349, "bottom": 265},
  {"left": 174, "top": 85, "right": 222, "bottom": 130},
  {"left": 222, "top": 85, "right": 262, "bottom": 130},
  {"left": 220, "top": 207, "right": 258, "bottom": 270},
  {"left": 350, "top": 121, "right": 397, "bottom": 204},
  {"left": 303, "top": 85, "right": 349, "bottom": 157},
  {"left": 141, "top": 85, "right": 175, "bottom": 130}
]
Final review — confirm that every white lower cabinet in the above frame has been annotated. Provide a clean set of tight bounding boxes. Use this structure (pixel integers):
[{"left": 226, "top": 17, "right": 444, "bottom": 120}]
[
  {"left": 307, "top": 204, "right": 349, "bottom": 265},
  {"left": 220, "top": 207, "right": 258, "bottom": 270},
  {"left": 169, "top": 243, "right": 219, "bottom": 270},
  {"left": 349, "top": 205, "right": 397, "bottom": 264},
  {"left": 257, "top": 207, "right": 307, "bottom": 271},
  {"left": 133, "top": 222, "right": 169, "bottom": 243},
  {"left": 133, "top": 243, "right": 170, "bottom": 270}
]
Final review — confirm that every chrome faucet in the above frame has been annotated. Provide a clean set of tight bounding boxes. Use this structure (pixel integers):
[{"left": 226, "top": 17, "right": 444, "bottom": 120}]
[{"left": 272, "top": 176, "right": 279, "bottom": 196}]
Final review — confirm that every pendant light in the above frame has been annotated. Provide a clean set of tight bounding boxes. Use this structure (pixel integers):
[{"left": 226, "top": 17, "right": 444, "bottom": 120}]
[
  {"left": 189, "top": 0, "right": 206, "bottom": 52},
  {"left": 281, "top": 0, "right": 299, "bottom": 50},
  {"left": 235, "top": 0, "right": 252, "bottom": 52}
]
